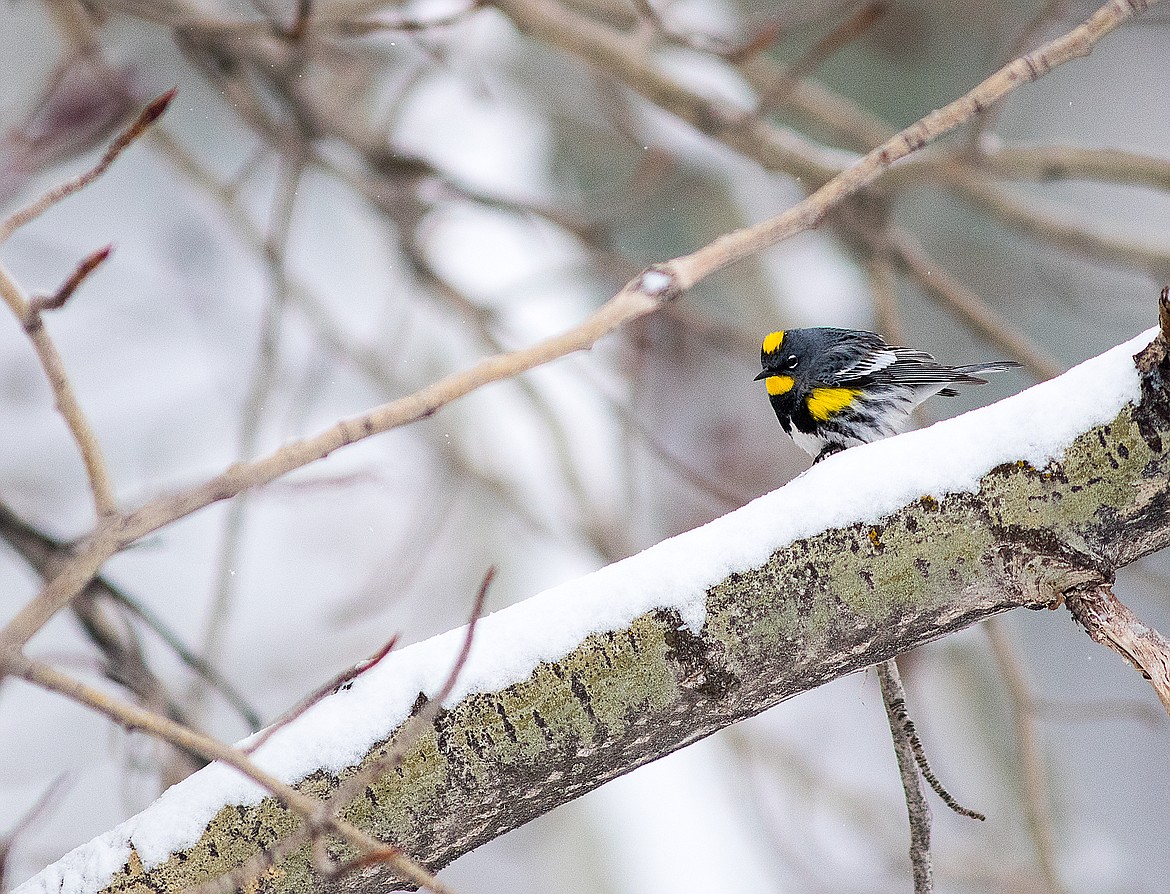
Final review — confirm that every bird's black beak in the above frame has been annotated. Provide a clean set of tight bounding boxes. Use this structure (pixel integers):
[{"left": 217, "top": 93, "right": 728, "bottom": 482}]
[{"left": 753, "top": 370, "right": 770, "bottom": 381}]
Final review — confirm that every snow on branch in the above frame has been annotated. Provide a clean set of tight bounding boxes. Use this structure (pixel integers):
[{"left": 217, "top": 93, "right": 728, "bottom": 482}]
[{"left": 17, "top": 326, "right": 1170, "bottom": 894}]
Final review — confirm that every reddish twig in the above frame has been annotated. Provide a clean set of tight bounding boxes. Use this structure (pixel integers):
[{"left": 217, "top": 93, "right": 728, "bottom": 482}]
[
  {"left": 0, "top": 89, "right": 176, "bottom": 244},
  {"left": 287, "top": 0, "right": 312, "bottom": 39},
  {"left": 244, "top": 634, "right": 400, "bottom": 754},
  {"left": 29, "top": 244, "right": 112, "bottom": 314}
]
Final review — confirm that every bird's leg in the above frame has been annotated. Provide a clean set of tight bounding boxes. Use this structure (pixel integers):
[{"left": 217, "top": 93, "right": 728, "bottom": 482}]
[{"left": 813, "top": 444, "right": 846, "bottom": 464}]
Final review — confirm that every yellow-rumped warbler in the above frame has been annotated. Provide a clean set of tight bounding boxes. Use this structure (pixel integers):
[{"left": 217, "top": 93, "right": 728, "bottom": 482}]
[{"left": 756, "top": 327, "right": 1020, "bottom": 463}]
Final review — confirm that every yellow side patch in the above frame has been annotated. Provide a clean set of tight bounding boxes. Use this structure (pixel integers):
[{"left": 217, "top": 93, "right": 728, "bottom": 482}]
[
  {"left": 762, "top": 330, "right": 785, "bottom": 354},
  {"left": 766, "top": 375, "right": 794, "bottom": 396},
  {"left": 807, "top": 387, "right": 859, "bottom": 421}
]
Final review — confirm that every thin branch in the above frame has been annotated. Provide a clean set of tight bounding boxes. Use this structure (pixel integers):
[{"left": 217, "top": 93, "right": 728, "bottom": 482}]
[
  {"left": 28, "top": 244, "right": 112, "bottom": 314},
  {"left": 0, "top": 500, "right": 259, "bottom": 729},
  {"left": 199, "top": 158, "right": 303, "bottom": 693},
  {"left": 951, "top": 173, "right": 1170, "bottom": 278},
  {"left": 9, "top": 655, "right": 454, "bottom": 894},
  {"left": 863, "top": 239, "right": 904, "bottom": 344},
  {"left": 0, "top": 262, "right": 118, "bottom": 518},
  {"left": 643, "top": 0, "right": 1160, "bottom": 287},
  {"left": 287, "top": 0, "right": 312, "bottom": 39},
  {"left": 243, "top": 634, "right": 400, "bottom": 755},
  {"left": 1032, "top": 696, "right": 1166, "bottom": 728},
  {"left": 967, "top": 1, "right": 1073, "bottom": 148},
  {"left": 879, "top": 661, "right": 986, "bottom": 821},
  {"left": 876, "top": 659, "right": 933, "bottom": 894},
  {"left": 755, "top": 2, "right": 888, "bottom": 116},
  {"left": 0, "top": 773, "right": 70, "bottom": 891},
  {"left": 108, "top": 588, "right": 263, "bottom": 730},
  {"left": 984, "top": 619, "right": 1068, "bottom": 894},
  {"left": 884, "top": 226, "right": 1063, "bottom": 381},
  {"left": 898, "top": 144, "right": 1170, "bottom": 194},
  {"left": 0, "top": 89, "right": 175, "bottom": 244}
]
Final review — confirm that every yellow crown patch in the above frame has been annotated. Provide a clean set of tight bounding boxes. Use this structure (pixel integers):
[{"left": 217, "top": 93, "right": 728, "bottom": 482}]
[{"left": 762, "top": 330, "right": 785, "bottom": 354}]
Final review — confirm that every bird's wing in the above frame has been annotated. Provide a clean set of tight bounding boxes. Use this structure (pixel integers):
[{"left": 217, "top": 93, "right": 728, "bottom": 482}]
[{"left": 838, "top": 348, "right": 898, "bottom": 379}]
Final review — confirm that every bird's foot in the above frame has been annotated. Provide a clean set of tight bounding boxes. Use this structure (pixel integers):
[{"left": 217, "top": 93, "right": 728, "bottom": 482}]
[{"left": 813, "top": 444, "right": 846, "bottom": 464}]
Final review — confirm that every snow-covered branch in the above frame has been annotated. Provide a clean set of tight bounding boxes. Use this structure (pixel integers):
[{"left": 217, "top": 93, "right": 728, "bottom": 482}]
[{"left": 16, "top": 324, "right": 1170, "bottom": 894}]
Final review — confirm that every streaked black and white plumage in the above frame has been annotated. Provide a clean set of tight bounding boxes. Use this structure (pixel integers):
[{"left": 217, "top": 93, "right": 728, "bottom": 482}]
[{"left": 756, "top": 327, "right": 1020, "bottom": 463}]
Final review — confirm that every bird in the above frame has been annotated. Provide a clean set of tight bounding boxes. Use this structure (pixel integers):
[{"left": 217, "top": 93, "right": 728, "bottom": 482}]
[{"left": 755, "top": 327, "right": 1020, "bottom": 464}]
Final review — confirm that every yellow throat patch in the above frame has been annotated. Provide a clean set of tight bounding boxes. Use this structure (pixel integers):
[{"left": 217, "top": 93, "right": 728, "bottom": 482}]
[
  {"left": 807, "top": 387, "right": 859, "bottom": 421},
  {"left": 766, "top": 375, "right": 794, "bottom": 396},
  {"left": 761, "top": 330, "right": 785, "bottom": 355}
]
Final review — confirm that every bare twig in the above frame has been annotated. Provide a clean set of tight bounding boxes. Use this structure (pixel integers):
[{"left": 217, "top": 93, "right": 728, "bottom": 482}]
[
  {"left": 0, "top": 773, "right": 70, "bottom": 891},
  {"left": 199, "top": 158, "right": 303, "bottom": 693},
  {"left": 985, "top": 619, "right": 1068, "bottom": 894},
  {"left": 243, "top": 634, "right": 400, "bottom": 755},
  {"left": 108, "top": 588, "right": 262, "bottom": 731},
  {"left": 9, "top": 655, "right": 454, "bottom": 894},
  {"left": 755, "top": 2, "right": 888, "bottom": 115},
  {"left": 0, "top": 89, "right": 175, "bottom": 244},
  {"left": 864, "top": 240, "right": 903, "bottom": 344},
  {"left": 287, "top": 0, "right": 313, "bottom": 39},
  {"left": 1033, "top": 696, "right": 1166, "bottom": 728},
  {"left": 879, "top": 661, "right": 986, "bottom": 822},
  {"left": 0, "top": 499, "right": 261, "bottom": 730},
  {"left": 952, "top": 174, "right": 1170, "bottom": 279},
  {"left": 876, "top": 659, "right": 933, "bottom": 894},
  {"left": 649, "top": 0, "right": 1161, "bottom": 287},
  {"left": 0, "top": 262, "right": 118, "bottom": 518},
  {"left": 967, "top": 1, "right": 1073, "bottom": 148},
  {"left": 1065, "top": 583, "right": 1170, "bottom": 716},
  {"left": 28, "top": 244, "right": 112, "bottom": 314},
  {"left": 884, "top": 226, "right": 1063, "bottom": 381}
]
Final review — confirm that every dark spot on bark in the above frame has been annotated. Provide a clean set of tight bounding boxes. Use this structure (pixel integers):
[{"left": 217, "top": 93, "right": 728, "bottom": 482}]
[
  {"left": 1117, "top": 442, "right": 1130, "bottom": 459},
  {"left": 494, "top": 701, "right": 519, "bottom": 742},
  {"left": 531, "top": 709, "right": 554, "bottom": 743},
  {"left": 661, "top": 612, "right": 739, "bottom": 699},
  {"left": 569, "top": 674, "right": 599, "bottom": 726}
]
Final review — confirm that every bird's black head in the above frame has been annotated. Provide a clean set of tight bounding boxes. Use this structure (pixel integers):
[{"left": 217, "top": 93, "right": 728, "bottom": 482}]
[{"left": 754, "top": 328, "right": 808, "bottom": 406}]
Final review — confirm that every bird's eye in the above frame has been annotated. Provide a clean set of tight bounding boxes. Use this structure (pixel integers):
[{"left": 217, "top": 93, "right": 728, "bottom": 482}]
[{"left": 785, "top": 355, "right": 799, "bottom": 369}]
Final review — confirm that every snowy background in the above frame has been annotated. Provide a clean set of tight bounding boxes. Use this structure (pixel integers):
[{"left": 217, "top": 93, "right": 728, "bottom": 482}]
[{"left": 2, "top": 1, "right": 1169, "bottom": 892}]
